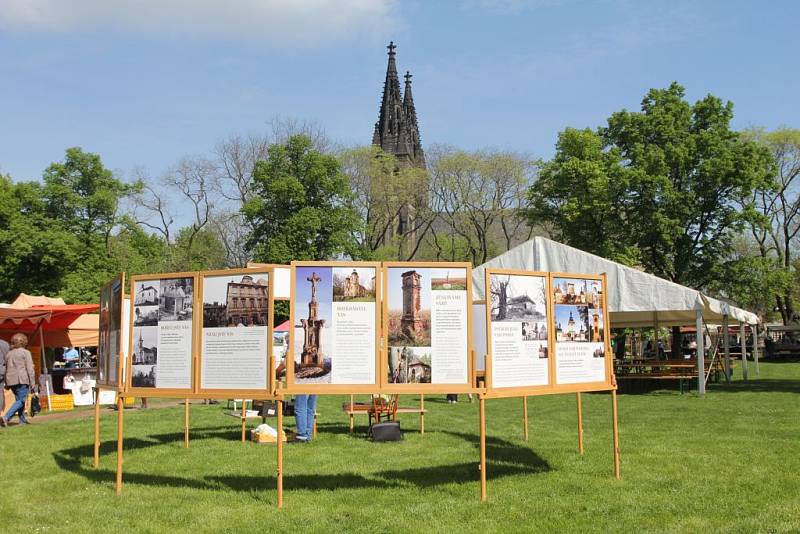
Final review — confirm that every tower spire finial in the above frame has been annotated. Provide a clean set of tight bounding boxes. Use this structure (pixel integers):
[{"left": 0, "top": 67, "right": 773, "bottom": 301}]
[
  {"left": 404, "top": 71, "right": 412, "bottom": 84},
  {"left": 387, "top": 41, "right": 396, "bottom": 56}
]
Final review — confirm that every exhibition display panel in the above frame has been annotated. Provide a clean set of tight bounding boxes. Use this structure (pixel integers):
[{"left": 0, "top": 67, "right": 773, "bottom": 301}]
[
  {"left": 286, "top": 261, "right": 382, "bottom": 394},
  {"left": 97, "top": 274, "right": 126, "bottom": 390},
  {"left": 382, "top": 261, "right": 475, "bottom": 393},
  {"left": 197, "top": 267, "right": 274, "bottom": 397}
]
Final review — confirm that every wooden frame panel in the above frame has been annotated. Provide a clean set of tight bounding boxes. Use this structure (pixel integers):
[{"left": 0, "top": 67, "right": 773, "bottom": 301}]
[
  {"left": 247, "top": 262, "right": 291, "bottom": 301},
  {"left": 286, "top": 261, "right": 382, "bottom": 394},
  {"left": 483, "top": 268, "right": 554, "bottom": 399},
  {"left": 381, "top": 261, "right": 478, "bottom": 394},
  {"left": 97, "top": 274, "right": 126, "bottom": 391},
  {"left": 195, "top": 267, "right": 275, "bottom": 398},
  {"left": 126, "top": 271, "right": 199, "bottom": 397},
  {"left": 547, "top": 272, "right": 615, "bottom": 394}
]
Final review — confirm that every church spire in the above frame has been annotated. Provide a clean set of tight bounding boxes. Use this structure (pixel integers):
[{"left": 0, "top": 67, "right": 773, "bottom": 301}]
[{"left": 372, "top": 42, "right": 425, "bottom": 169}]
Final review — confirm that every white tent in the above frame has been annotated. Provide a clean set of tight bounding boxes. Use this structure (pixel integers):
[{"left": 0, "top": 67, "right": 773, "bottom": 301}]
[
  {"left": 472, "top": 237, "right": 758, "bottom": 326},
  {"left": 472, "top": 237, "right": 760, "bottom": 394}
]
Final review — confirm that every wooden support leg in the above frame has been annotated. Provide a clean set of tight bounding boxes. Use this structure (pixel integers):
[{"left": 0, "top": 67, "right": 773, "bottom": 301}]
[
  {"left": 93, "top": 388, "right": 101, "bottom": 469},
  {"left": 115, "top": 396, "right": 124, "bottom": 495},
  {"left": 522, "top": 396, "right": 529, "bottom": 442},
  {"left": 611, "top": 389, "right": 620, "bottom": 480},
  {"left": 313, "top": 412, "right": 318, "bottom": 440},
  {"left": 576, "top": 392, "right": 584, "bottom": 455},
  {"left": 241, "top": 400, "right": 247, "bottom": 444},
  {"left": 479, "top": 395, "right": 487, "bottom": 502},
  {"left": 184, "top": 399, "right": 190, "bottom": 449},
  {"left": 349, "top": 394, "right": 355, "bottom": 433},
  {"left": 277, "top": 399, "right": 284, "bottom": 509},
  {"left": 420, "top": 394, "right": 425, "bottom": 435}
]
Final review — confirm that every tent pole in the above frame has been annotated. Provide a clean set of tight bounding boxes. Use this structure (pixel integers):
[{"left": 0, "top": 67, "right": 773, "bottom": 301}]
[
  {"left": 696, "top": 310, "right": 705, "bottom": 396},
  {"left": 723, "top": 315, "right": 731, "bottom": 383},
  {"left": 753, "top": 323, "right": 760, "bottom": 376},
  {"left": 653, "top": 312, "right": 659, "bottom": 358},
  {"left": 740, "top": 322, "right": 748, "bottom": 381}
]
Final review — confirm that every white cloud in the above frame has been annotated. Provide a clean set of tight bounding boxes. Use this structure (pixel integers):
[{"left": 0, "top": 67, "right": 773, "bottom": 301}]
[{"left": 0, "top": 0, "right": 398, "bottom": 45}]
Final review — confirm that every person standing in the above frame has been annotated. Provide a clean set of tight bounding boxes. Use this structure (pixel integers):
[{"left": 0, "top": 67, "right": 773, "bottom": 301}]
[
  {"left": 0, "top": 338, "right": 9, "bottom": 415},
  {"left": 1, "top": 333, "right": 36, "bottom": 427},
  {"left": 293, "top": 394, "right": 317, "bottom": 443}
]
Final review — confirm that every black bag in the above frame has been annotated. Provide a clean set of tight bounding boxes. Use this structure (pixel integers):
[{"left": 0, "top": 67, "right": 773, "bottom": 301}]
[
  {"left": 30, "top": 392, "right": 41, "bottom": 417},
  {"left": 370, "top": 421, "right": 402, "bottom": 442},
  {"left": 257, "top": 400, "right": 278, "bottom": 417},
  {"left": 282, "top": 401, "right": 295, "bottom": 417}
]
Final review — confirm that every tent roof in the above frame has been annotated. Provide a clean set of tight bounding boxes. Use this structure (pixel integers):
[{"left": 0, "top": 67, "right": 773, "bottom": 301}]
[
  {"left": 472, "top": 237, "right": 758, "bottom": 327},
  {"left": 275, "top": 320, "right": 291, "bottom": 332},
  {"left": 11, "top": 293, "right": 66, "bottom": 308},
  {"left": 0, "top": 304, "right": 100, "bottom": 333}
]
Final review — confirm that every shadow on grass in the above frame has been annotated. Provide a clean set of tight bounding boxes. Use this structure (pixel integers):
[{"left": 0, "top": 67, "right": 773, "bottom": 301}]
[
  {"left": 709, "top": 379, "right": 800, "bottom": 394},
  {"left": 52, "top": 424, "right": 549, "bottom": 494}
]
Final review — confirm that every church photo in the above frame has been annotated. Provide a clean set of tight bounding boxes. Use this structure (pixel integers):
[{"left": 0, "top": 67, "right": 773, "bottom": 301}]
[{"left": 332, "top": 267, "right": 376, "bottom": 302}]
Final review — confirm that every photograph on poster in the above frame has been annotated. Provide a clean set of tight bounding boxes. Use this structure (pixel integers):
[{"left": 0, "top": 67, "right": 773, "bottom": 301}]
[
  {"left": 203, "top": 274, "right": 269, "bottom": 327},
  {"left": 387, "top": 268, "right": 432, "bottom": 347},
  {"left": 388, "top": 346, "right": 432, "bottom": 383},
  {"left": 490, "top": 273, "right": 547, "bottom": 324},
  {"left": 431, "top": 268, "right": 467, "bottom": 290},
  {"left": 158, "top": 278, "right": 193, "bottom": 322},
  {"left": 553, "top": 277, "right": 603, "bottom": 309},
  {"left": 554, "top": 304, "right": 604, "bottom": 343},
  {"left": 132, "top": 326, "right": 157, "bottom": 387},
  {"left": 134, "top": 281, "right": 159, "bottom": 306},
  {"left": 98, "top": 283, "right": 111, "bottom": 383},
  {"left": 332, "top": 267, "right": 376, "bottom": 302},
  {"left": 134, "top": 305, "right": 159, "bottom": 326},
  {"left": 293, "top": 267, "right": 333, "bottom": 383}
]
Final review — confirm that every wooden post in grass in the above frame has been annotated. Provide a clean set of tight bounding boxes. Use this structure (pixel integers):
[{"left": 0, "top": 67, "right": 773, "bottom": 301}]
[
  {"left": 696, "top": 310, "right": 705, "bottom": 396},
  {"left": 115, "top": 396, "right": 124, "bottom": 495},
  {"left": 753, "top": 323, "right": 760, "bottom": 376},
  {"left": 184, "top": 399, "right": 190, "bottom": 448},
  {"left": 611, "top": 389, "right": 620, "bottom": 479},
  {"left": 93, "top": 387, "right": 101, "bottom": 469},
  {"left": 241, "top": 400, "right": 247, "bottom": 444},
  {"left": 576, "top": 392, "right": 584, "bottom": 454},
  {"left": 522, "top": 396, "right": 529, "bottom": 441},
  {"left": 277, "top": 398, "right": 284, "bottom": 509},
  {"left": 723, "top": 315, "right": 731, "bottom": 383},
  {"left": 420, "top": 394, "right": 425, "bottom": 435},
  {"left": 479, "top": 394, "right": 487, "bottom": 502},
  {"left": 349, "top": 394, "right": 355, "bottom": 433},
  {"left": 740, "top": 321, "right": 748, "bottom": 381}
]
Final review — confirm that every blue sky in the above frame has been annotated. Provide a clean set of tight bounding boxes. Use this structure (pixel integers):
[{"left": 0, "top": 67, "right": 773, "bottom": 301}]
[{"left": 1, "top": 0, "right": 798, "bottom": 182}]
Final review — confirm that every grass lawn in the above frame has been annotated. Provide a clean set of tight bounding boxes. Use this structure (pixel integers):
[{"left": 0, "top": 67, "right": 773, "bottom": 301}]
[{"left": 1, "top": 362, "right": 798, "bottom": 533}]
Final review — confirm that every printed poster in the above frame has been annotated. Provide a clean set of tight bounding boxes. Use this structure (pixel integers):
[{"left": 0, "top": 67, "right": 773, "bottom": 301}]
[
  {"left": 131, "top": 277, "right": 194, "bottom": 389},
  {"left": 387, "top": 267, "right": 469, "bottom": 385},
  {"left": 201, "top": 272, "right": 270, "bottom": 390},
  {"left": 292, "top": 266, "right": 377, "bottom": 385},
  {"left": 489, "top": 273, "right": 549, "bottom": 388},
  {"left": 552, "top": 277, "right": 606, "bottom": 384}
]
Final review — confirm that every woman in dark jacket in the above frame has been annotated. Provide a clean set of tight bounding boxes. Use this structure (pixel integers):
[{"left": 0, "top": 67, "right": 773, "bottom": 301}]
[{"left": 1, "top": 333, "right": 36, "bottom": 426}]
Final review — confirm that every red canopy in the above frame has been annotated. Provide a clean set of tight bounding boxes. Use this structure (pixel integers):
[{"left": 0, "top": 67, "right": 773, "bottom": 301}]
[
  {"left": 275, "top": 320, "right": 291, "bottom": 332},
  {"left": 0, "top": 304, "right": 99, "bottom": 333}
]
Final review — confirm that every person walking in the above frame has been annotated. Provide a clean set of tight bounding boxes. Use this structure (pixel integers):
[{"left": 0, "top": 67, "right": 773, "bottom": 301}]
[
  {"left": 292, "top": 394, "right": 317, "bottom": 443},
  {"left": 0, "top": 337, "right": 9, "bottom": 416},
  {"left": 1, "top": 333, "right": 36, "bottom": 427}
]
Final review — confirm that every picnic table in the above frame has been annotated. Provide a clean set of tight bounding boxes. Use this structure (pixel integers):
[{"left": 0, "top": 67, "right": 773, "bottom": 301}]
[{"left": 615, "top": 358, "right": 732, "bottom": 393}]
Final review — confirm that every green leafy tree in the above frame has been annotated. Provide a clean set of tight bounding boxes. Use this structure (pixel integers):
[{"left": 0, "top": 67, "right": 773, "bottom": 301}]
[
  {"left": 244, "top": 135, "right": 361, "bottom": 263},
  {"left": 528, "top": 82, "right": 774, "bottom": 289}
]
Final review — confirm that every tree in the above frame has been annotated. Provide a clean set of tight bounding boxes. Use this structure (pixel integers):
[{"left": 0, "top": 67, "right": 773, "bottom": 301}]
[
  {"left": 427, "top": 146, "right": 535, "bottom": 265},
  {"left": 244, "top": 135, "right": 362, "bottom": 263},
  {"left": 339, "top": 146, "right": 431, "bottom": 260},
  {"left": 739, "top": 128, "right": 800, "bottom": 324},
  {"left": 528, "top": 82, "right": 774, "bottom": 289}
]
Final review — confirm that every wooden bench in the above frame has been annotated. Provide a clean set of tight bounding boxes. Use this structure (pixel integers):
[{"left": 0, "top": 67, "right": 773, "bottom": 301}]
[{"left": 342, "top": 394, "right": 427, "bottom": 434}]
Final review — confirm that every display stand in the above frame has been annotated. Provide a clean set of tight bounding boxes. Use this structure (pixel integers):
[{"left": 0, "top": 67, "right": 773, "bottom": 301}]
[
  {"left": 479, "top": 393, "right": 487, "bottom": 502},
  {"left": 576, "top": 392, "right": 584, "bottom": 455},
  {"left": 184, "top": 399, "right": 190, "bottom": 448},
  {"left": 276, "top": 395, "right": 284, "bottom": 509},
  {"left": 115, "top": 395, "right": 124, "bottom": 495},
  {"left": 522, "top": 396, "right": 529, "bottom": 441},
  {"left": 93, "top": 388, "right": 101, "bottom": 468}
]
